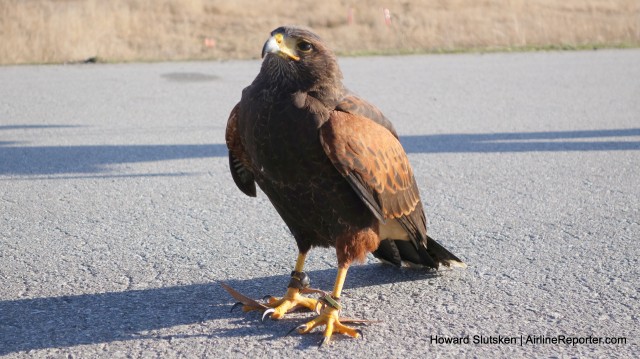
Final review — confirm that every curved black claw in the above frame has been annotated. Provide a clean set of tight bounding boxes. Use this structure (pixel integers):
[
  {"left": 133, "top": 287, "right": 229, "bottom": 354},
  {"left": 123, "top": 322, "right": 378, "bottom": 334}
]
[
  {"left": 318, "top": 336, "right": 330, "bottom": 348},
  {"left": 355, "top": 328, "right": 363, "bottom": 338},
  {"left": 230, "top": 301, "right": 244, "bottom": 313},
  {"left": 261, "top": 308, "right": 276, "bottom": 322},
  {"left": 285, "top": 324, "right": 307, "bottom": 337}
]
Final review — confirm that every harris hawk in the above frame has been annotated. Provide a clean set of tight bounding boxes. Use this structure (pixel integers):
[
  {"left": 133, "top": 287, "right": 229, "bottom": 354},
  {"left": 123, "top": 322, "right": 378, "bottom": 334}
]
[{"left": 224, "top": 26, "right": 465, "bottom": 345}]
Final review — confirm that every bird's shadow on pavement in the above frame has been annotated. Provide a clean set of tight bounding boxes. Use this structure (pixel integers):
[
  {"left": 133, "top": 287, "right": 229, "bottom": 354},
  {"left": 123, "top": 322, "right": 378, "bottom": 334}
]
[{"left": 0, "top": 264, "right": 438, "bottom": 354}]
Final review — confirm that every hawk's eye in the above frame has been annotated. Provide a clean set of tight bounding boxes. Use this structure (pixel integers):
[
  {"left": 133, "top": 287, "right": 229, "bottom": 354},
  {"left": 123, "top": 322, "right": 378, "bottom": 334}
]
[{"left": 297, "top": 41, "right": 313, "bottom": 52}]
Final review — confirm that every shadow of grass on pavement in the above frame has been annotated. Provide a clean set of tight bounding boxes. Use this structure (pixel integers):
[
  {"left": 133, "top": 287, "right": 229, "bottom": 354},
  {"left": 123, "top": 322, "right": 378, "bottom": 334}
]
[{"left": 2, "top": 128, "right": 638, "bottom": 177}]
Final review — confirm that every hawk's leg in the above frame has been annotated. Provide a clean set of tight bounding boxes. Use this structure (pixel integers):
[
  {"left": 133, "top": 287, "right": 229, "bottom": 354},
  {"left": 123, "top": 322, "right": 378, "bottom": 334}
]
[
  {"left": 295, "top": 265, "right": 361, "bottom": 345},
  {"left": 232, "top": 252, "right": 320, "bottom": 319}
]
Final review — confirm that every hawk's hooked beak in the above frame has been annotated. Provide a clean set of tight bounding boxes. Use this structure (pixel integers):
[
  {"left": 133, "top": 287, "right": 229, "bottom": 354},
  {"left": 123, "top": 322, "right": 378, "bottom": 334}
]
[{"left": 262, "top": 33, "right": 300, "bottom": 61}]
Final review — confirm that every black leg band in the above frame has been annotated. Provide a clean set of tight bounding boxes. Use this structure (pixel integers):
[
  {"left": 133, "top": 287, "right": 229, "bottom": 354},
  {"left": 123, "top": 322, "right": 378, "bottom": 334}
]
[{"left": 288, "top": 271, "right": 310, "bottom": 290}]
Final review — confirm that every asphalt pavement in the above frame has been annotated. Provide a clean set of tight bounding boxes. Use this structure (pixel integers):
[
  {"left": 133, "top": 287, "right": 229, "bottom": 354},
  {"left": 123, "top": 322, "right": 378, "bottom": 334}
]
[{"left": 1, "top": 49, "right": 639, "bottom": 358}]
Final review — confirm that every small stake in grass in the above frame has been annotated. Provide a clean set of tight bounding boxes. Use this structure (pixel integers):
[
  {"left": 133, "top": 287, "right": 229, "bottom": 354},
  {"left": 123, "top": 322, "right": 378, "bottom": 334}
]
[
  {"left": 204, "top": 38, "right": 216, "bottom": 49},
  {"left": 383, "top": 8, "right": 391, "bottom": 27}
]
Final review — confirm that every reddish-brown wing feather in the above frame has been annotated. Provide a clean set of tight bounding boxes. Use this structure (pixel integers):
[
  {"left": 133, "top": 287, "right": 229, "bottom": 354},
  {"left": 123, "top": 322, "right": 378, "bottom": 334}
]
[
  {"left": 225, "top": 103, "right": 256, "bottom": 197},
  {"left": 336, "top": 93, "right": 399, "bottom": 139},
  {"left": 319, "top": 111, "right": 422, "bottom": 223}
]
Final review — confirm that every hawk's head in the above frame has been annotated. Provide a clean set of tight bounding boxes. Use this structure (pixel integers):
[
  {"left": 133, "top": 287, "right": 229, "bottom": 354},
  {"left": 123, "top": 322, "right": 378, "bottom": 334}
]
[{"left": 259, "top": 26, "right": 343, "bottom": 93}]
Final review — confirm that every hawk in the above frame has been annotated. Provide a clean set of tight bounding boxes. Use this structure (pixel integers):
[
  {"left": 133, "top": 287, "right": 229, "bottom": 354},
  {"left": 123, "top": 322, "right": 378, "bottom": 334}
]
[{"left": 224, "top": 25, "right": 465, "bottom": 345}]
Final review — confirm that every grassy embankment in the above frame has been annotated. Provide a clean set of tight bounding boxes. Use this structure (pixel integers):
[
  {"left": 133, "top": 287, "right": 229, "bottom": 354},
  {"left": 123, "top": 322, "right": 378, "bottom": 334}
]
[{"left": 1, "top": 0, "right": 638, "bottom": 64}]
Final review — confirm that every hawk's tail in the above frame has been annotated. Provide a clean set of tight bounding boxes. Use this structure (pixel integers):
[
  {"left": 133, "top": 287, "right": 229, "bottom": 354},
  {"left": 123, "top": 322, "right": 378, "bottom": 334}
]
[
  {"left": 373, "top": 235, "right": 466, "bottom": 269},
  {"left": 424, "top": 235, "right": 467, "bottom": 268}
]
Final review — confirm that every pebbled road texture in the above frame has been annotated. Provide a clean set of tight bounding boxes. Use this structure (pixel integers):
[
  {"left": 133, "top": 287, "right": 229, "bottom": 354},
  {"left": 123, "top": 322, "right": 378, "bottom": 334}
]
[{"left": 1, "top": 50, "right": 639, "bottom": 358}]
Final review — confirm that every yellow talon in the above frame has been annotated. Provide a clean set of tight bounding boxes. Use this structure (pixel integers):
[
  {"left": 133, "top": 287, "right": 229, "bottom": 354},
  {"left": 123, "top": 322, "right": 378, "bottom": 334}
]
[
  {"left": 295, "top": 267, "right": 362, "bottom": 345},
  {"left": 228, "top": 252, "right": 318, "bottom": 319},
  {"left": 297, "top": 306, "right": 361, "bottom": 345},
  {"left": 223, "top": 256, "right": 370, "bottom": 345},
  {"left": 263, "top": 287, "right": 319, "bottom": 319}
]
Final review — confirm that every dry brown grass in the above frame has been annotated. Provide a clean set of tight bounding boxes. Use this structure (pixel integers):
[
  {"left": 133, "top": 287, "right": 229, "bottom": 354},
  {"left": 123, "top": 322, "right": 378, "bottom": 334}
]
[{"left": 1, "top": 0, "right": 638, "bottom": 64}]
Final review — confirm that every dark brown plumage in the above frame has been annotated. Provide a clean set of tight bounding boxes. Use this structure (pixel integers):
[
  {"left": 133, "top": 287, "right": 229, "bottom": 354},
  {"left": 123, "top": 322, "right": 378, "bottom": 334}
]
[{"left": 224, "top": 25, "right": 465, "bottom": 345}]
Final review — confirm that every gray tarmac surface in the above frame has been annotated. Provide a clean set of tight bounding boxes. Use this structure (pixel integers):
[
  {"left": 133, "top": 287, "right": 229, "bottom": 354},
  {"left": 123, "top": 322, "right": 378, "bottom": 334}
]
[{"left": 1, "top": 50, "right": 639, "bottom": 358}]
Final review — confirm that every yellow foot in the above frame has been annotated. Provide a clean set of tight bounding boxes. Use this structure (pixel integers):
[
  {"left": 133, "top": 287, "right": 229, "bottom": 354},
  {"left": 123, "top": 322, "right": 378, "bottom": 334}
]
[
  {"left": 221, "top": 282, "right": 320, "bottom": 320},
  {"left": 262, "top": 288, "right": 319, "bottom": 319},
  {"left": 294, "top": 306, "right": 361, "bottom": 346}
]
